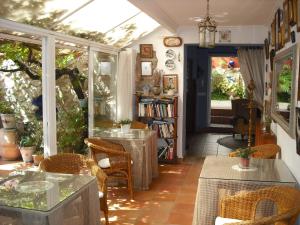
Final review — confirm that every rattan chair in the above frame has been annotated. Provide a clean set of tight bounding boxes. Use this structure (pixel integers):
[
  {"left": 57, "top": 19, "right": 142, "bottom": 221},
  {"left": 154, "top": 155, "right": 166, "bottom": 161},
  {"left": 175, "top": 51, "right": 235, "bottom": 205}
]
[
  {"left": 218, "top": 186, "right": 300, "bottom": 225},
  {"left": 84, "top": 138, "right": 133, "bottom": 199},
  {"left": 39, "top": 153, "right": 109, "bottom": 225},
  {"left": 229, "top": 144, "right": 281, "bottom": 159},
  {"left": 130, "top": 120, "right": 148, "bottom": 129}
]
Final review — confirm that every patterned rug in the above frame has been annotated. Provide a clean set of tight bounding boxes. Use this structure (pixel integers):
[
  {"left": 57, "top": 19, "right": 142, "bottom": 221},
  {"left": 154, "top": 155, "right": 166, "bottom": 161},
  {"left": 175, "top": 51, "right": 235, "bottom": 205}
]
[{"left": 217, "top": 136, "right": 251, "bottom": 150}]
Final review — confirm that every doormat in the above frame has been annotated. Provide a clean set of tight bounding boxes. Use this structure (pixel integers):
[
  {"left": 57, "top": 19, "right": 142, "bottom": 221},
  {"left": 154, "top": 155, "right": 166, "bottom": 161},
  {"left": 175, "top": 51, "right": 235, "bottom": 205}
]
[{"left": 217, "top": 136, "right": 253, "bottom": 150}]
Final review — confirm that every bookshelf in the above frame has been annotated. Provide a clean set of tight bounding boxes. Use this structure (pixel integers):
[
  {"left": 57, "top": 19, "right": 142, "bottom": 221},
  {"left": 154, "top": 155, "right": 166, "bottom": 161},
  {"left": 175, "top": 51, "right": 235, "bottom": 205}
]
[{"left": 135, "top": 94, "right": 178, "bottom": 163}]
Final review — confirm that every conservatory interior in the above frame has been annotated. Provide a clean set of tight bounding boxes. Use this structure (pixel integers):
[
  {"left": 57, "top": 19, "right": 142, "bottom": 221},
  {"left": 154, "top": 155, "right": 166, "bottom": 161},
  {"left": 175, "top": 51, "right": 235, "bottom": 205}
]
[{"left": 0, "top": 0, "right": 300, "bottom": 225}]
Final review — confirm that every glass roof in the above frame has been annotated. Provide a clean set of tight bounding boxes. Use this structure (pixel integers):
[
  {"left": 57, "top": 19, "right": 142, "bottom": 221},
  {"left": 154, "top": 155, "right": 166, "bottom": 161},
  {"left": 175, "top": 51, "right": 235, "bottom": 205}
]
[{"left": 0, "top": 0, "right": 160, "bottom": 48}]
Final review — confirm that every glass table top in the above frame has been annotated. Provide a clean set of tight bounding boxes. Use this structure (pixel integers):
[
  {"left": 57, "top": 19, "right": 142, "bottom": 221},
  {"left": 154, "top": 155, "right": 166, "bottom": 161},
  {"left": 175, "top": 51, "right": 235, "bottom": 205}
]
[
  {"left": 200, "top": 156, "right": 296, "bottom": 183},
  {"left": 93, "top": 128, "right": 155, "bottom": 140},
  {"left": 0, "top": 171, "right": 95, "bottom": 211}
]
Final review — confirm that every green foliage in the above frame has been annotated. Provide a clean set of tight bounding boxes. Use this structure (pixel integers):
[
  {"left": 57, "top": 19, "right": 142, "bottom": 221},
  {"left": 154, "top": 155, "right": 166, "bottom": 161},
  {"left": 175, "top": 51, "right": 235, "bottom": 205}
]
[
  {"left": 236, "top": 147, "right": 256, "bottom": 159},
  {"left": 19, "top": 135, "right": 35, "bottom": 147},
  {"left": 57, "top": 108, "right": 86, "bottom": 154},
  {"left": 119, "top": 119, "right": 132, "bottom": 125},
  {"left": 0, "top": 101, "right": 14, "bottom": 114},
  {"left": 278, "top": 64, "right": 292, "bottom": 93}
]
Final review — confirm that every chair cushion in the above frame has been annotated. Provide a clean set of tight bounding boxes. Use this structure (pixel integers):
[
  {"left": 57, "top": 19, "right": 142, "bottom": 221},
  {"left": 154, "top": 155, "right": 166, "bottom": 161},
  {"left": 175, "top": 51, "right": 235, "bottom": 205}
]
[
  {"left": 98, "top": 158, "right": 111, "bottom": 168},
  {"left": 99, "top": 191, "right": 104, "bottom": 198},
  {"left": 215, "top": 216, "right": 241, "bottom": 225}
]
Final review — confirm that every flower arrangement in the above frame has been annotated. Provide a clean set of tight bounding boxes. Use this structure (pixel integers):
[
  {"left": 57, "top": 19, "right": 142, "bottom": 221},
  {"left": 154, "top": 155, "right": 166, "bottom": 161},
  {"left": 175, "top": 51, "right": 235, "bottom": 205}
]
[
  {"left": 0, "top": 101, "right": 14, "bottom": 114},
  {"left": 119, "top": 119, "right": 132, "bottom": 125}
]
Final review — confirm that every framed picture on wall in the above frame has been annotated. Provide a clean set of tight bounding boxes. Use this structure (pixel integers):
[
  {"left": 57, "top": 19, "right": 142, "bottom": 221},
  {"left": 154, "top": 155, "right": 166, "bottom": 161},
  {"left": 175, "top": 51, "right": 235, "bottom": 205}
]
[
  {"left": 140, "top": 44, "right": 153, "bottom": 58},
  {"left": 296, "top": 107, "right": 300, "bottom": 155},
  {"left": 163, "top": 74, "right": 178, "bottom": 93},
  {"left": 271, "top": 19, "right": 276, "bottom": 47},
  {"left": 297, "top": 0, "right": 300, "bottom": 31},
  {"left": 288, "top": 0, "right": 297, "bottom": 25},
  {"left": 275, "top": 10, "right": 280, "bottom": 50},
  {"left": 283, "top": 0, "right": 291, "bottom": 43},
  {"left": 141, "top": 61, "right": 152, "bottom": 76}
]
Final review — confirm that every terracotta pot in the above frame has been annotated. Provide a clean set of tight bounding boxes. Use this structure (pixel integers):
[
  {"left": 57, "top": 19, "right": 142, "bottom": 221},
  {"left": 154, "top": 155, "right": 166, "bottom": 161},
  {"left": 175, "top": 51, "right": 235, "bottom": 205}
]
[
  {"left": 0, "top": 114, "right": 16, "bottom": 129},
  {"left": 0, "top": 128, "right": 17, "bottom": 144},
  {"left": 239, "top": 157, "right": 250, "bottom": 168},
  {"left": 0, "top": 143, "right": 21, "bottom": 160},
  {"left": 20, "top": 146, "right": 35, "bottom": 163},
  {"left": 32, "top": 154, "right": 44, "bottom": 166}
]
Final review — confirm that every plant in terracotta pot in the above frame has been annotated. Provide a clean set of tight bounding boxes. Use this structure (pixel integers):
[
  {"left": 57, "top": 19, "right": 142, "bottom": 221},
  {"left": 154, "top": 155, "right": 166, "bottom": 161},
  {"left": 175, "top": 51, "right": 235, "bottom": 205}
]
[
  {"left": 19, "top": 135, "right": 36, "bottom": 163},
  {"left": 119, "top": 119, "right": 132, "bottom": 133},
  {"left": 32, "top": 148, "right": 44, "bottom": 166},
  {"left": 0, "top": 101, "right": 16, "bottom": 129},
  {"left": 236, "top": 147, "right": 256, "bottom": 168}
]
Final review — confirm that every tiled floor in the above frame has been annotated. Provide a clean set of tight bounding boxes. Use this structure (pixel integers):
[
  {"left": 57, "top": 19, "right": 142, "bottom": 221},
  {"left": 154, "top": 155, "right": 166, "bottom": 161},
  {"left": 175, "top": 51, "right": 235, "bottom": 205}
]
[
  {"left": 106, "top": 133, "right": 231, "bottom": 225},
  {"left": 186, "top": 133, "right": 232, "bottom": 157},
  {"left": 106, "top": 156, "right": 204, "bottom": 225}
]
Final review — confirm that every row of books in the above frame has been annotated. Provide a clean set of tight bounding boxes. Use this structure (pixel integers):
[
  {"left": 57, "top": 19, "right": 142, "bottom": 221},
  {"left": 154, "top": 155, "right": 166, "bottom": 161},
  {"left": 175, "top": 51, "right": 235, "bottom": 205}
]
[
  {"left": 138, "top": 103, "right": 175, "bottom": 117},
  {"left": 151, "top": 121, "right": 175, "bottom": 138},
  {"left": 158, "top": 146, "right": 174, "bottom": 160}
]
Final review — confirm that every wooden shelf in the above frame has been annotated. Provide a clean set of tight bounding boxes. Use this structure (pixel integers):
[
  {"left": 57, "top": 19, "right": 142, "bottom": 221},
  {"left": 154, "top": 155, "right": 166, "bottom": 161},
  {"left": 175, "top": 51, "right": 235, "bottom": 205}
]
[{"left": 135, "top": 95, "right": 178, "bottom": 164}]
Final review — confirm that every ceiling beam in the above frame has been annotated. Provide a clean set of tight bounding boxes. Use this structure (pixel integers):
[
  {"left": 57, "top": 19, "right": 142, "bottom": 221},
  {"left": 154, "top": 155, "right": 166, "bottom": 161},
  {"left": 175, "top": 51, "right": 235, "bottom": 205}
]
[{"left": 128, "top": 0, "right": 178, "bottom": 33}]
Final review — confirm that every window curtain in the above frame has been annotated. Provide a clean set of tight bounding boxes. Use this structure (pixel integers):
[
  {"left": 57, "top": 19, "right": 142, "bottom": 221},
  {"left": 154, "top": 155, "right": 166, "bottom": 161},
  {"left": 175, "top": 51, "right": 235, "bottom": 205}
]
[
  {"left": 237, "top": 48, "right": 265, "bottom": 107},
  {"left": 117, "top": 48, "right": 135, "bottom": 121}
]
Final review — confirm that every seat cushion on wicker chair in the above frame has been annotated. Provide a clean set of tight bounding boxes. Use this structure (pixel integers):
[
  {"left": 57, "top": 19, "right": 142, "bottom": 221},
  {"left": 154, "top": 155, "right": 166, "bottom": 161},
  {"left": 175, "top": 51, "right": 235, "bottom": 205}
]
[
  {"left": 99, "top": 191, "right": 104, "bottom": 198},
  {"left": 215, "top": 217, "right": 241, "bottom": 225},
  {"left": 98, "top": 158, "right": 111, "bottom": 168}
]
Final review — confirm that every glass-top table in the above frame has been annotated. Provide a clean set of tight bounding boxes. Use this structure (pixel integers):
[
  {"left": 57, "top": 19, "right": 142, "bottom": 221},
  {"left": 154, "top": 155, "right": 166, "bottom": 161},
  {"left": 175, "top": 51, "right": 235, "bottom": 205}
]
[
  {"left": 93, "top": 128, "right": 158, "bottom": 190},
  {"left": 0, "top": 171, "right": 100, "bottom": 225},
  {"left": 192, "top": 156, "right": 297, "bottom": 225}
]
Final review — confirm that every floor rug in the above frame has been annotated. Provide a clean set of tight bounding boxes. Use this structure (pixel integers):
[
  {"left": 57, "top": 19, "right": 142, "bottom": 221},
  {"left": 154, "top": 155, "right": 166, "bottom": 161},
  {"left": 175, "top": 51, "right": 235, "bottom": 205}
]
[{"left": 217, "top": 136, "right": 251, "bottom": 150}]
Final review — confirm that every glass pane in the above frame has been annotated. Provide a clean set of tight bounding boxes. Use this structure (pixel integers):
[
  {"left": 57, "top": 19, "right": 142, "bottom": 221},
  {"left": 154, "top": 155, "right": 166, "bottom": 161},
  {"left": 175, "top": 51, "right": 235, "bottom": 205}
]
[
  {"left": 55, "top": 44, "right": 88, "bottom": 153},
  {"left": 93, "top": 52, "right": 117, "bottom": 131},
  {"left": 275, "top": 55, "right": 292, "bottom": 122},
  {"left": 0, "top": 0, "right": 90, "bottom": 26},
  {"left": 0, "top": 38, "right": 44, "bottom": 160}
]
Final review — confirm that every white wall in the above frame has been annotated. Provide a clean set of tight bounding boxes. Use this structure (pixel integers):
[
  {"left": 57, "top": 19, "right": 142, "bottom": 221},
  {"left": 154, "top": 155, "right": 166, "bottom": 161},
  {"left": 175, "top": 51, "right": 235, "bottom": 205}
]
[
  {"left": 130, "top": 25, "right": 267, "bottom": 158},
  {"left": 268, "top": 3, "right": 300, "bottom": 184}
]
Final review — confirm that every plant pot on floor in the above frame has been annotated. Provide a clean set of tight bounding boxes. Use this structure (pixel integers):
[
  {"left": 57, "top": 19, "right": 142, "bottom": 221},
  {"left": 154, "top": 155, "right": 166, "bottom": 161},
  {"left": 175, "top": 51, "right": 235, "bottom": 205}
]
[
  {"left": 0, "top": 114, "right": 16, "bottom": 129},
  {"left": 20, "top": 146, "right": 35, "bottom": 163}
]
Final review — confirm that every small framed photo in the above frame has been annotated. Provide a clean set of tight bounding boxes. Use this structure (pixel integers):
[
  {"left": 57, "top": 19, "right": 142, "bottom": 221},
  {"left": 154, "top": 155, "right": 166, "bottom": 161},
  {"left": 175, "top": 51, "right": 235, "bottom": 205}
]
[
  {"left": 219, "top": 30, "right": 231, "bottom": 43},
  {"left": 288, "top": 0, "right": 297, "bottom": 25},
  {"left": 283, "top": 0, "right": 290, "bottom": 44},
  {"left": 99, "top": 62, "right": 111, "bottom": 76},
  {"left": 271, "top": 19, "right": 276, "bottom": 47},
  {"left": 140, "top": 44, "right": 153, "bottom": 58},
  {"left": 141, "top": 61, "right": 152, "bottom": 76},
  {"left": 264, "top": 39, "right": 269, "bottom": 59},
  {"left": 163, "top": 74, "right": 178, "bottom": 93}
]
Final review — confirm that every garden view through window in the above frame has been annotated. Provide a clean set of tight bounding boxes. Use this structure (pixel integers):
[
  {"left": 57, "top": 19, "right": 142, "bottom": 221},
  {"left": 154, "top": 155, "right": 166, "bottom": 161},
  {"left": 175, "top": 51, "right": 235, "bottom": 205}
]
[{"left": 211, "top": 57, "right": 245, "bottom": 109}]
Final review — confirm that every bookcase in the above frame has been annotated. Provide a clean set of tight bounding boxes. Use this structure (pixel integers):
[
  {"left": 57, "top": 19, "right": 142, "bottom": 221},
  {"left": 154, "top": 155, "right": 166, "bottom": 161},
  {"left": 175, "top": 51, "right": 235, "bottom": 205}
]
[{"left": 135, "top": 94, "right": 178, "bottom": 163}]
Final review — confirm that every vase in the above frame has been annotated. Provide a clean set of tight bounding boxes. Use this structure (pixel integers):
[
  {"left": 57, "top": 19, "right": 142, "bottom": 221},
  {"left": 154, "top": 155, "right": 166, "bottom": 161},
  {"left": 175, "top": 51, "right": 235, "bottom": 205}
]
[
  {"left": 20, "top": 146, "right": 35, "bottom": 163},
  {"left": 0, "top": 143, "right": 21, "bottom": 160},
  {"left": 239, "top": 157, "right": 250, "bottom": 168},
  {"left": 121, "top": 124, "right": 130, "bottom": 133},
  {"left": 0, "top": 114, "right": 16, "bottom": 129}
]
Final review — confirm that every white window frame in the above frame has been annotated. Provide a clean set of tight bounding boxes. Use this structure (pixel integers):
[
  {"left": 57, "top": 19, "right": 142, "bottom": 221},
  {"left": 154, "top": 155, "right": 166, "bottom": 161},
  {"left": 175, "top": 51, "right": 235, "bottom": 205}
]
[{"left": 0, "top": 19, "right": 119, "bottom": 156}]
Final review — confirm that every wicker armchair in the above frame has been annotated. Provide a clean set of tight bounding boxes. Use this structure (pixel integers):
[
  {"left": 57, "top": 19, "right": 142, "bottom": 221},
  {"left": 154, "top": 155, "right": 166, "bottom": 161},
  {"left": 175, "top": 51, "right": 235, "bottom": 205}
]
[
  {"left": 218, "top": 186, "right": 300, "bottom": 225},
  {"left": 84, "top": 138, "right": 133, "bottom": 199},
  {"left": 130, "top": 121, "right": 148, "bottom": 129},
  {"left": 39, "top": 153, "right": 109, "bottom": 225},
  {"left": 229, "top": 144, "right": 281, "bottom": 159}
]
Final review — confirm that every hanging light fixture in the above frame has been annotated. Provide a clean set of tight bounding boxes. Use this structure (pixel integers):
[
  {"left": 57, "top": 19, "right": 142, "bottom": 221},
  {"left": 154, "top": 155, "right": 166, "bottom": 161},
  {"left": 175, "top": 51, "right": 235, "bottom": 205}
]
[{"left": 198, "top": 0, "right": 217, "bottom": 48}]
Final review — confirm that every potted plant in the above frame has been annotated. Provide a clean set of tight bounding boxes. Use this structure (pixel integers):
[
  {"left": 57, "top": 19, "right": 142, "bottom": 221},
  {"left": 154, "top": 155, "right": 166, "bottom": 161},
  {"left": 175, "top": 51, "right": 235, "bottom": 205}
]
[
  {"left": 119, "top": 119, "right": 132, "bottom": 133},
  {"left": 19, "top": 135, "right": 36, "bottom": 163},
  {"left": 32, "top": 148, "right": 44, "bottom": 166},
  {"left": 0, "top": 101, "right": 16, "bottom": 129},
  {"left": 236, "top": 147, "right": 256, "bottom": 168}
]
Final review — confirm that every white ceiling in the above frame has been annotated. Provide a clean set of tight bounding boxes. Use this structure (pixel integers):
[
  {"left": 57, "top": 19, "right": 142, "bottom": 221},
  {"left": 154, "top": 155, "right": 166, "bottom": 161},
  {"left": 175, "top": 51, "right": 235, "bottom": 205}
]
[{"left": 129, "top": 0, "right": 277, "bottom": 32}]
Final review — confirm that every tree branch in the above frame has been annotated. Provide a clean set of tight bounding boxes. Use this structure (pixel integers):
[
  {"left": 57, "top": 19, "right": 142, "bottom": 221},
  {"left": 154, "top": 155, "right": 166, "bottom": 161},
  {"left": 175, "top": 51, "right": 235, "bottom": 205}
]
[
  {"left": 15, "top": 59, "right": 40, "bottom": 80},
  {"left": 0, "top": 68, "right": 22, "bottom": 72}
]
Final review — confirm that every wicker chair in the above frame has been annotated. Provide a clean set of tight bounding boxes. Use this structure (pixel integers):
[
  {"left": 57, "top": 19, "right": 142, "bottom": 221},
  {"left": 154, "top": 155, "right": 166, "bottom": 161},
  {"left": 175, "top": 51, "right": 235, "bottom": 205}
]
[
  {"left": 84, "top": 138, "right": 133, "bottom": 199},
  {"left": 229, "top": 144, "right": 281, "bottom": 159},
  {"left": 130, "top": 121, "right": 148, "bottom": 129},
  {"left": 218, "top": 186, "right": 300, "bottom": 225},
  {"left": 39, "top": 153, "right": 109, "bottom": 225}
]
